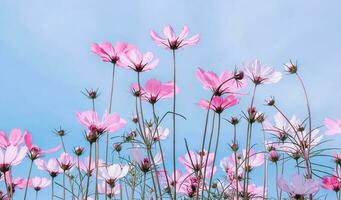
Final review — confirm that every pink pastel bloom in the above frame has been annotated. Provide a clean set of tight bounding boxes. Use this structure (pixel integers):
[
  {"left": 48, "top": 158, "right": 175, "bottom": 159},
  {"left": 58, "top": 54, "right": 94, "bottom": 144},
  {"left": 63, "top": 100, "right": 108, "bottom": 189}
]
[
  {"left": 0, "top": 145, "right": 26, "bottom": 172},
  {"left": 177, "top": 175, "right": 203, "bottom": 198},
  {"left": 220, "top": 155, "right": 242, "bottom": 181},
  {"left": 198, "top": 95, "right": 239, "bottom": 113},
  {"left": 98, "top": 164, "right": 129, "bottom": 187},
  {"left": 145, "top": 126, "right": 169, "bottom": 142},
  {"left": 91, "top": 41, "right": 132, "bottom": 65},
  {"left": 158, "top": 169, "right": 184, "bottom": 189},
  {"left": 0, "top": 129, "right": 25, "bottom": 149},
  {"left": 79, "top": 156, "right": 105, "bottom": 176},
  {"left": 23, "top": 132, "right": 61, "bottom": 159},
  {"left": 263, "top": 112, "right": 299, "bottom": 140},
  {"left": 119, "top": 47, "right": 159, "bottom": 72},
  {"left": 1, "top": 172, "right": 26, "bottom": 189},
  {"left": 76, "top": 111, "right": 126, "bottom": 134},
  {"left": 0, "top": 190, "right": 8, "bottom": 200},
  {"left": 196, "top": 68, "right": 246, "bottom": 96},
  {"left": 243, "top": 59, "right": 282, "bottom": 84},
  {"left": 150, "top": 25, "right": 199, "bottom": 50},
  {"left": 98, "top": 181, "right": 120, "bottom": 197},
  {"left": 58, "top": 152, "right": 74, "bottom": 171},
  {"left": 242, "top": 149, "right": 264, "bottom": 170},
  {"left": 324, "top": 118, "right": 341, "bottom": 135},
  {"left": 294, "top": 128, "right": 323, "bottom": 148},
  {"left": 30, "top": 177, "right": 51, "bottom": 191},
  {"left": 130, "top": 147, "right": 162, "bottom": 172},
  {"left": 278, "top": 174, "right": 319, "bottom": 197},
  {"left": 141, "top": 79, "right": 179, "bottom": 104},
  {"left": 178, "top": 150, "right": 216, "bottom": 175},
  {"left": 321, "top": 176, "right": 341, "bottom": 192},
  {"left": 35, "top": 158, "right": 62, "bottom": 177},
  {"left": 236, "top": 183, "right": 264, "bottom": 199}
]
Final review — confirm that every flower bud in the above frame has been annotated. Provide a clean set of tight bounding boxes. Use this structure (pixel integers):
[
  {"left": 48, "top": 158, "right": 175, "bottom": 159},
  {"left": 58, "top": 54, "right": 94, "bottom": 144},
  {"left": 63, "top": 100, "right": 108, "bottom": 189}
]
[
  {"left": 265, "top": 97, "right": 275, "bottom": 106},
  {"left": 230, "top": 117, "right": 239, "bottom": 125},
  {"left": 284, "top": 61, "right": 297, "bottom": 74},
  {"left": 269, "top": 150, "right": 280, "bottom": 163},
  {"left": 233, "top": 70, "right": 244, "bottom": 81},
  {"left": 114, "top": 143, "right": 122, "bottom": 152},
  {"left": 73, "top": 146, "right": 84, "bottom": 156}
]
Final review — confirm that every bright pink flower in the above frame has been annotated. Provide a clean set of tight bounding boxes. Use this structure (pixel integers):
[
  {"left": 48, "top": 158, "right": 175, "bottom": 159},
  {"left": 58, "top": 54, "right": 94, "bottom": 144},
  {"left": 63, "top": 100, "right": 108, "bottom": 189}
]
[
  {"left": 242, "top": 149, "right": 264, "bottom": 170},
  {"left": 243, "top": 59, "right": 282, "bottom": 84},
  {"left": 76, "top": 111, "right": 126, "bottom": 135},
  {"left": 0, "top": 190, "right": 8, "bottom": 200},
  {"left": 278, "top": 174, "right": 319, "bottom": 197},
  {"left": 119, "top": 47, "right": 159, "bottom": 72},
  {"left": 79, "top": 156, "right": 105, "bottom": 176},
  {"left": 91, "top": 42, "right": 132, "bottom": 65},
  {"left": 0, "top": 145, "right": 26, "bottom": 172},
  {"left": 196, "top": 68, "right": 246, "bottom": 96},
  {"left": 0, "top": 129, "right": 25, "bottom": 149},
  {"left": 150, "top": 25, "right": 200, "bottom": 50},
  {"left": 58, "top": 152, "right": 74, "bottom": 171},
  {"left": 198, "top": 95, "right": 239, "bottom": 113},
  {"left": 35, "top": 158, "right": 62, "bottom": 177},
  {"left": 321, "top": 176, "right": 341, "bottom": 192},
  {"left": 324, "top": 118, "right": 341, "bottom": 135},
  {"left": 23, "top": 132, "right": 61, "bottom": 160},
  {"left": 98, "top": 164, "right": 129, "bottom": 187},
  {"left": 30, "top": 177, "right": 51, "bottom": 191},
  {"left": 98, "top": 181, "right": 120, "bottom": 197},
  {"left": 138, "top": 79, "right": 179, "bottom": 104}
]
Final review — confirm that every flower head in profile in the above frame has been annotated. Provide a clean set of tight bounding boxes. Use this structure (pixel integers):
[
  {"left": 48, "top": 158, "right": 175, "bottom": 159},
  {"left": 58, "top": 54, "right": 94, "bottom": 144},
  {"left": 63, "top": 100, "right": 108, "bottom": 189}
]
[
  {"left": 98, "top": 164, "right": 129, "bottom": 187},
  {"left": 237, "top": 183, "right": 264, "bottom": 200},
  {"left": 130, "top": 146, "right": 162, "bottom": 173},
  {"left": 98, "top": 181, "right": 120, "bottom": 198},
  {"left": 76, "top": 111, "right": 126, "bottom": 135},
  {"left": 145, "top": 126, "right": 169, "bottom": 142},
  {"left": 220, "top": 155, "right": 242, "bottom": 181},
  {"left": 242, "top": 149, "right": 264, "bottom": 171},
  {"left": 138, "top": 79, "right": 179, "bottom": 104},
  {"left": 178, "top": 150, "right": 216, "bottom": 176},
  {"left": 321, "top": 176, "right": 341, "bottom": 192},
  {"left": 243, "top": 59, "right": 282, "bottom": 85},
  {"left": 324, "top": 118, "right": 341, "bottom": 135},
  {"left": 35, "top": 158, "right": 63, "bottom": 178},
  {"left": 119, "top": 47, "right": 159, "bottom": 72},
  {"left": 198, "top": 95, "right": 239, "bottom": 114},
  {"left": 0, "top": 145, "right": 26, "bottom": 173},
  {"left": 91, "top": 42, "right": 132, "bottom": 65},
  {"left": 58, "top": 152, "right": 74, "bottom": 171},
  {"left": 196, "top": 68, "right": 246, "bottom": 96},
  {"left": 1, "top": 172, "right": 27, "bottom": 190},
  {"left": 79, "top": 157, "right": 105, "bottom": 176},
  {"left": 263, "top": 112, "right": 299, "bottom": 141},
  {"left": 0, "top": 129, "right": 26, "bottom": 149},
  {"left": 30, "top": 177, "right": 51, "bottom": 191},
  {"left": 278, "top": 174, "right": 319, "bottom": 198},
  {"left": 150, "top": 25, "right": 200, "bottom": 50}
]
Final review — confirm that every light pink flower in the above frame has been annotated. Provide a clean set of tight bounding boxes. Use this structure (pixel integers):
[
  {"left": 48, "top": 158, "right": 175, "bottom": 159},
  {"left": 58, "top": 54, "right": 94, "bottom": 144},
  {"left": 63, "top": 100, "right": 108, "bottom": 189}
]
[
  {"left": 263, "top": 112, "right": 299, "bottom": 140},
  {"left": 220, "top": 155, "right": 242, "bottom": 181},
  {"left": 177, "top": 175, "right": 202, "bottom": 198},
  {"left": 150, "top": 25, "right": 199, "bottom": 49},
  {"left": 91, "top": 41, "right": 132, "bottom": 65},
  {"left": 35, "top": 158, "right": 63, "bottom": 177},
  {"left": 0, "top": 129, "right": 25, "bottom": 149},
  {"left": 139, "top": 79, "right": 179, "bottom": 104},
  {"left": 178, "top": 150, "right": 216, "bottom": 176},
  {"left": 242, "top": 149, "right": 264, "bottom": 170},
  {"left": 130, "top": 147, "right": 162, "bottom": 172},
  {"left": 0, "top": 190, "right": 8, "bottom": 200},
  {"left": 196, "top": 68, "right": 246, "bottom": 96},
  {"left": 158, "top": 169, "right": 184, "bottom": 189},
  {"left": 98, "top": 181, "right": 120, "bottom": 197},
  {"left": 0, "top": 145, "right": 26, "bottom": 172},
  {"left": 58, "top": 152, "right": 74, "bottom": 171},
  {"left": 1, "top": 172, "right": 26, "bottom": 189},
  {"left": 243, "top": 59, "right": 282, "bottom": 84},
  {"left": 145, "top": 126, "right": 169, "bottom": 142},
  {"left": 236, "top": 183, "right": 264, "bottom": 199},
  {"left": 98, "top": 164, "right": 129, "bottom": 187},
  {"left": 79, "top": 156, "right": 105, "bottom": 176},
  {"left": 30, "top": 177, "right": 51, "bottom": 191},
  {"left": 278, "top": 174, "right": 319, "bottom": 197},
  {"left": 76, "top": 111, "right": 126, "bottom": 134},
  {"left": 321, "top": 176, "right": 341, "bottom": 192},
  {"left": 119, "top": 47, "right": 159, "bottom": 72},
  {"left": 198, "top": 95, "right": 239, "bottom": 113},
  {"left": 324, "top": 118, "right": 341, "bottom": 135},
  {"left": 23, "top": 132, "right": 61, "bottom": 159}
]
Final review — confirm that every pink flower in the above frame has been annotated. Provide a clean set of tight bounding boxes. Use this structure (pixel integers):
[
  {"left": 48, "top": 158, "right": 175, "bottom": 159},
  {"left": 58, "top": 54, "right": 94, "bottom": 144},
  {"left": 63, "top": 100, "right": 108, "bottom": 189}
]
[
  {"left": 242, "top": 149, "right": 264, "bottom": 170},
  {"left": 0, "top": 145, "right": 26, "bottom": 172},
  {"left": 263, "top": 112, "right": 299, "bottom": 141},
  {"left": 220, "top": 155, "right": 242, "bottom": 181},
  {"left": 76, "top": 111, "right": 126, "bottom": 135},
  {"left": 30, "top": 177, "right": 51, "bottom": 191},
  {"left": 243, "top": 59, "right": 282, "bottom": 84},
  {"left": 130, "top": 147, "right": 162, "bottom": 173},
  {"left": 145, "top": 126, "right": 169, "bottom": 142},
  {"left": 278, "top": 174, "right": 319, "bottom": 197},
  {"left": 196, "top": 68, "right": 246, "bottom": 96},
  {"left": 0, "top": 190, "right": 8, "bottom": 200},
  {"left": 79, "top": 156, "right": 105, "bottom": 176},
  {"left": 158, "top": 169, "right": 184, "bottom": 189},
  {"left": 1, "top": 172, "right": 26, "bottom": 189},
  {"left": 177, "top": 175, "right": 203, "bottom": 198},
  {"left": 178, "top": 150, "right": 216, "bottom": 176},
  {"left": 35, "top": 158, "right": 62, "bottom": 177},
  {"left": 236, "top": 183, "right": 264, "bottom": 199},
  {"left": 91, "top": 42, "right": 132, "bottom": 65},
  {"left": 139, "top": 79, "right": 179, "bottom": 104},
  {"left": 98, "top": 181, "right": 120, "bottom": 198},
  {"left": 119, "top": 47, "right": 159, "bottom": 72},
  {"left": 24, "top": 132, "right": 61, "bottom": 160},
  {"left": 150, "top": 25, "right": 199, "bottom": 50},
  {"left": 98, "top": 164, "right": 129, "bottom": 187},
  {"left": 0, "top": 129, "right": 25, "bottom": 149},
  {"left": 58, "top": 152, "right": 74, "bottom": 171},
  {"left": 324, "top": 118, "right": 341, "bottom": 135},
  {"left": 321, "top": 176, "right": 341, "bottom": 192},
  {"left": 198, "top": 95, "right": 239, "bottom": 113}
]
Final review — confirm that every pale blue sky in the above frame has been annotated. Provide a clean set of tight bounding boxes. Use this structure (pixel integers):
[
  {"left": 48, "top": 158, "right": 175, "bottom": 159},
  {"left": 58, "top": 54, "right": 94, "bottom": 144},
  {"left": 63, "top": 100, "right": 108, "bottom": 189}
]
[{"left": 0, "top": 0, "right": 341, "bottom": 199}]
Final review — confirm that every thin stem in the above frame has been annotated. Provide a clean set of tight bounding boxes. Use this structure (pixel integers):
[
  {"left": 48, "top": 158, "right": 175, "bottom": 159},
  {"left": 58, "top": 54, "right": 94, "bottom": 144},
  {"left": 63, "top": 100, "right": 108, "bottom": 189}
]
[
  {"left": 23, "top": 159, "right": 34, "bottom": 200},
  {"left": 77, "top": 157, "right": 84, "bottom": 197},
  {"left": 131, "top": 167, "right": 136, "bottom": 200},
  {"left": 51, "top": 177, "right": 54, "bottom": 200},
  {"left": 60, "top": 136, "right": 67, "bottom": 152},
  {"left": 35, "top": 191, "right": 38, "bottom": 200},
  {"left": 142, "top": 172, "right": 147, "bottom": 200},
  {"left": 275, "top": 162, "right": 280, "bottom": 200},
  {"left": 261, "top": 123, "right": 268, "bottom": 199},
  {"left": 95, "top": 141, "right": 99, "bottom": 200},
  {"left": 233, "top": 124, "right": 239, "bottom": 200},
  {"left": 171, "top": 49, "right": 177, "bottom": 200},
  {"left": 85, "top": 143, "right": 93, "bottom": 200},
  {"left": 63, "top": 172, "right": 66, "bottom": 200},
  {"left": 4, "top": 171, "right": 12, "bottom": 200},
  {"left": 147, "top": 150, "right": 159, "bottom": 200}
]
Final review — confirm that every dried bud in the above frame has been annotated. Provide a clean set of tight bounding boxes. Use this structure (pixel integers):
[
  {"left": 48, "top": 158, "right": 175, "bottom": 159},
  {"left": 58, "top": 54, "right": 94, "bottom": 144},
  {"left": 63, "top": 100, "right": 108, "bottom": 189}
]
[
  {"left": 114, "top": 143, "right": 122, "bottom": 152},
  {"left": 73, "top": 146, "right": 84, "bottom": 156},
  {"left": 297, "top": 125, "right": 305, "bottom": 132},
  {"left": 230, "top": 117, "right": 239, "bottom": 125},
  {"left": 82, "top": 88, "right": 100, "bottom": 99},
  {"left": 284, "top": 61, "right": 297, "bottom": 74},
  {"left": 125, "top": 131, "right": 136, "bottom": 142}
]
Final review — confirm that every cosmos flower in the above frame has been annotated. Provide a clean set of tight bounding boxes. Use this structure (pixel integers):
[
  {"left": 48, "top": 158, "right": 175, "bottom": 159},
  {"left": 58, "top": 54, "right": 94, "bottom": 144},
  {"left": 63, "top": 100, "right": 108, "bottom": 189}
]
[
  {"left": 98, "top": 164, "right": 129, "bottom": 187},
  {"left": 29, "top": 177, "right": 51, "bottom": 191},
  {"left": 243, "top": 59, "right": 282, "bottom": 84},
  {"left": 198, "top": 95, "right": 239, "bottom": 113},
  {"left": 119, "top": 47, "right": 159, "bottom": 72},
  {"left": 58, "top": 152, "right": 74, "bottom": 171},
  {"left": 138, "top": 79, "right": 179, "bottom": 104},
  {"left": 324, "top": 118, "right": 341, "bottom": 135},
  {"left": 91, "top": 41, "right": 132, "bottom": 65},
  {"left": 0, "top": 145, "right": 26, "bottom": 172},
  {"left": 196, "top": 68, "right": 246, "bottom": 96},
  {"left": 35, "top": 158, "right": 63, "bottom": 177},
  {"left": 278, "top": 174, "right": 319, "bottom": 198},
  {"left": 98, "top": 181, "right": 120, "bottom": 198},
  {"left": 23, "top": 132, "right": 61, "bottom": 160},
  {"left": 79, "top": 157, "right": 105, "bottom": 176},
  {"left": 130, "top": 146, "right": 162, "bottom": 173},
  {"left": 0, "top": 129, "right": 25, "bottom": 149},
  {"left": 242, "top": 149, "right": 264, "bottom": 170},
  {"left": 178, "top": 150, "right": 216, "bottom": 176},
  {"left": 145, "top": 126, "right": 170, "bottom": 142},
  {"left": 321, "top": 176, "right": 341, "bottom": 192},
  {"left": 1, "top": 172, "right": 27, "bottom": 189},
  {"left": 263, "top": 112, "right": 299, "bottom": 141},
  {"left": 150, "top": 25, "right": 199, "bottom": 50}
]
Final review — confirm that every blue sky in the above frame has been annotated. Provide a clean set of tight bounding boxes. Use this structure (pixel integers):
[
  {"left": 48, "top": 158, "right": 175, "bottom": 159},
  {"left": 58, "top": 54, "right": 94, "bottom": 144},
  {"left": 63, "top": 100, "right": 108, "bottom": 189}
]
[{"left": 1, "top": 0, "right": 341, "bottom": 199}]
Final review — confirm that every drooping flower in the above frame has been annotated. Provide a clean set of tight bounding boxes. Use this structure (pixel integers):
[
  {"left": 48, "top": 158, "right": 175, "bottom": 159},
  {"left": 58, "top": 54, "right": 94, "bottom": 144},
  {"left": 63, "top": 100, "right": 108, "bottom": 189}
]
[
  {"left": 98, "top": 164, "right": 129, "bottom": 187},
  {"left": 0, "top": 129, "right": 25, "bottom": 149},
  {"left": 76, "top": 111, "right": 126, "bottom": 135},
  {"left": 29, "top": 177, "right": 51, "bottom": 191},
  {"left": 243, "top": 59, "right": 282, "bottom": 84},
  {"left": 119, "top": 47, "right": 159, "bottom": 72},
  {"left": 150, "top": 25, "right": 200, "bottom": 50},
  {"left": 198, "top": 95, "right": 239, "bottom": 113},
  {"left": 91, "top": 42, "right": 132, "bottom": 65},
  {"left": 98, "top": 181, "right": 120, "bottom": 198},
  {"left": 278, "top": 174, "right": 319, "bottom": 198},
  {"left": 321, "top": 176, "right": 341, "bottom": 192},
  {"left": 23, "top": 132, "right": 61, "bottom": 160},
  {"left": 130, "top": 147, "right": 162, "bottom": 173},
  {"left": 58, "top": 152, "right": 74, "bottom": 171},
  {"left": 0, "top": 145, "right": 26, "bottom": 172},
  {"left": 196, "top": 68, "right": 246, "bottom": 96},
  {"left": 35, "top": 158, "right": 63, "bottom": 177},
  {"left": 79, "top": 157, "right": 105, "bottom": 176},
  {"left": 138, "top": 79, "right": 179, "bottom": 104},
  {"left": 324, "top": 118, "right": 341, "bottom": 135}
]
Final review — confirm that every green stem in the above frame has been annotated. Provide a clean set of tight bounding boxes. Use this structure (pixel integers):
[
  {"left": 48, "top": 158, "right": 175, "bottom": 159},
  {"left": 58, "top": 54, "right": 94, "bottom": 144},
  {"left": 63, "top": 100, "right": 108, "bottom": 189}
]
[
  {"left": 63, "top": 172, "right": 66, "bottom": 200},
  {"left": 23, "top": 159, "right": 34, "bottom": 200},
  {"left": 85, "top": 143, "right": 93, "bottom": 200},
  {"left": 171, "top": 49, "right": 177, "bottom": 199},
  {"left": 142, "top": 173, "right": 147, "bottom": 200},
  {"left": 51, "top": 177, "right": 54, "bottom": 200}
]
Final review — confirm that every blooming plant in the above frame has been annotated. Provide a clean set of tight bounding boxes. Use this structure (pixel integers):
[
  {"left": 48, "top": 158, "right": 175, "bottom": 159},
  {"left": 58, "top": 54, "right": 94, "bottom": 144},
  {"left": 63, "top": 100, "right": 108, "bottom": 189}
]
[{"left": 1, "top": 25, "right": 341, "bottom": 200}]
